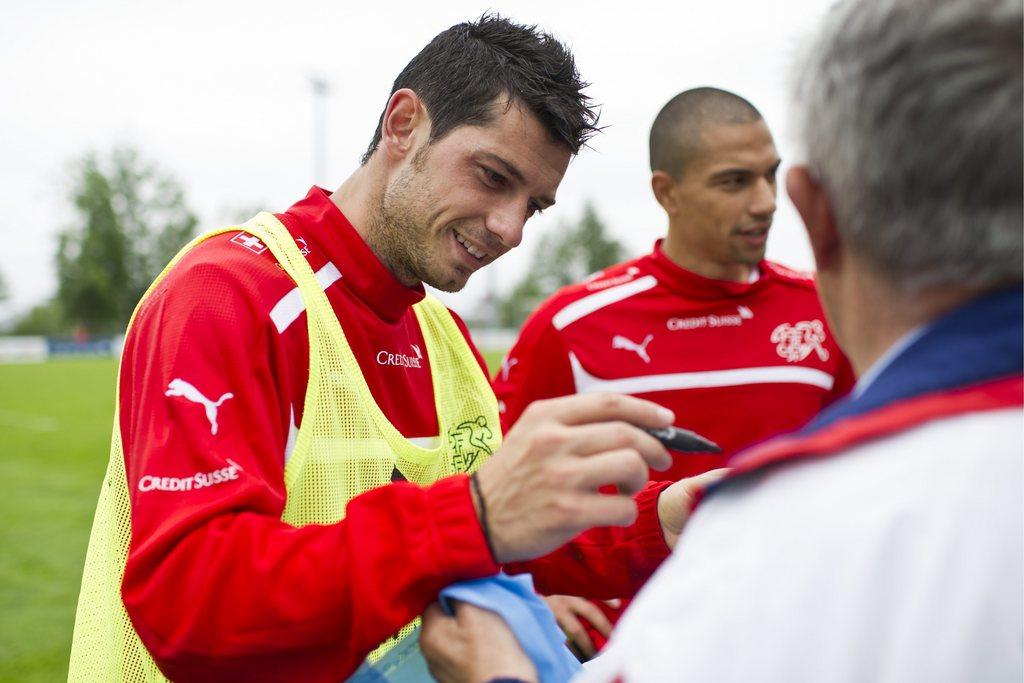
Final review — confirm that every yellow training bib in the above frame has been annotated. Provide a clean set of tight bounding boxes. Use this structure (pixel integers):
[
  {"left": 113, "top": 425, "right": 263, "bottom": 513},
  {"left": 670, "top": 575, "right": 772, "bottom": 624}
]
[{"left": 69, "top": 213, "right": 500, "bottom": 681}]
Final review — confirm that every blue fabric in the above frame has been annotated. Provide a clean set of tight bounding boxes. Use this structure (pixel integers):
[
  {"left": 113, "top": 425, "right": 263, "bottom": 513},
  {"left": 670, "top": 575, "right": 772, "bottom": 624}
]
[
  {"left": 347, "top": 572, "right": 579, "bottom": 683},
  {"left": 439, "top": 572, "right": 581, "bottom": 683}
]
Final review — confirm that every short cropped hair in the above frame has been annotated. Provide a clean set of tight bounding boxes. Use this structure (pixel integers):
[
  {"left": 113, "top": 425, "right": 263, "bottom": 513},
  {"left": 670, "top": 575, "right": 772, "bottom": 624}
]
[
  {"left": 361, "top": 14, "right": 599, "bottom": 164},
  {"left": 792, "top": 0, "right": 1023, "bottom": 295},
  {"left": 649, "top": 87, "right": 763, "bottom": 179}
]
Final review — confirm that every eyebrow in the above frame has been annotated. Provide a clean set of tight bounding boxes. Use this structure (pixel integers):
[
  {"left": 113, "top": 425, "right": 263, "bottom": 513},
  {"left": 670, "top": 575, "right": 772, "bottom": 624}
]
[
  {"left": 480, "top": 152, "right": 556, "bottom": 208},
  {"left": 710, "top": 158, "right": 783, "bottom": 180}
]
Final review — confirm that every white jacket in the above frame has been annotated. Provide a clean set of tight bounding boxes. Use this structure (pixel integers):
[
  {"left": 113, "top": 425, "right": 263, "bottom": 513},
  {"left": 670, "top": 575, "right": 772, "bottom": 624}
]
[{"left": 584, "top": 407, "right": 1023, "bottom": 683}]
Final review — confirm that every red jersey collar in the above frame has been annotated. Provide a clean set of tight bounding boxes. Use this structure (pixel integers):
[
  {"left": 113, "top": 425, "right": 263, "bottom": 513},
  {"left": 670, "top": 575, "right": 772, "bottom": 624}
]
[
  {"left": 280, "top": 187, "right": 425, "bottom": 322},
  {"left": 641, "top": 239, "right": 771, "bottom": 301}
]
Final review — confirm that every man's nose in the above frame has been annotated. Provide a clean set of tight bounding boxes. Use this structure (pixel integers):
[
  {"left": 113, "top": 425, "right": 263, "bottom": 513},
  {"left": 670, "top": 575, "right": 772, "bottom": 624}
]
[
  {"left": 486, "top": 200, "right": 526, "bottom": 249},
  {"left": 750, "top": 179, "right": 777, "bottom": 218}
]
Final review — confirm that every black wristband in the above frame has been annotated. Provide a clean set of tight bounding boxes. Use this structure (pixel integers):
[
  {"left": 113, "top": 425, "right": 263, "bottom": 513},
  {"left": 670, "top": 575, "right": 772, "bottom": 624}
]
[{"left": 470, "top": 473, "right": 498, "bottom": 563}]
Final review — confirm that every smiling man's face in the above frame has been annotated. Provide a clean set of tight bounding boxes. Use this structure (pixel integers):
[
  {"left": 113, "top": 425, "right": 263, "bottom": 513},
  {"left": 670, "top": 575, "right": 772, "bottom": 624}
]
[
  {"left": 373, "top": 98, "right": 571, "bottom": 292},
  {"left": 669, "top": 120, "right": 780, "bottom": 279}
]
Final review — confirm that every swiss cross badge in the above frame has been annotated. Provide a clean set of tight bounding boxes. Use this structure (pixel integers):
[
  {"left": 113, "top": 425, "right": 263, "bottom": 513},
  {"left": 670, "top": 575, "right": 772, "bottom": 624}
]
[
  {"left": 771, "top": 320, "right": 830, "bottom": 363},
  {"left": 230, "top": 232, "right": 268, "bottom": 254},
  {"left": 447, "top": 415, "right": 495, "bottom": 473}
]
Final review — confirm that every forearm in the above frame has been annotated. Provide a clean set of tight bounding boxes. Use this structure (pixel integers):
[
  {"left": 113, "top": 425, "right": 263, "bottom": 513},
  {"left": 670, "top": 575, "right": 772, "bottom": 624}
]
[
  {"left": 505, "top": 481, "right": 672, "bottom": 599},
  {"left": 123, "top": 476, "right": 498, "bottom": 681}
]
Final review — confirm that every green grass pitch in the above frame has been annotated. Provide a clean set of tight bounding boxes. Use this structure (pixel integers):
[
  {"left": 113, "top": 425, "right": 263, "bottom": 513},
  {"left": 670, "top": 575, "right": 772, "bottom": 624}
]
[
  {"left": 0, "top": 358, "right": 118, "bottom": 682},
  {"left": 0, "top": 351, "right": 506, "bottom": 680}
]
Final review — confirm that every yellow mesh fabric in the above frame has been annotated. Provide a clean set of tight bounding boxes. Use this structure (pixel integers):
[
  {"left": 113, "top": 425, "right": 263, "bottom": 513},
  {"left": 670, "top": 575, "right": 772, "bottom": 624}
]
[{"left": 69, "top": 213, "right": 501, "bottom": 681}]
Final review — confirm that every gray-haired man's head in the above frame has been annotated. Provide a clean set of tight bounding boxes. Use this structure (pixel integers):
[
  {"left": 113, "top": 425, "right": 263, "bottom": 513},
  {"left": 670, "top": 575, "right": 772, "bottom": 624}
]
[{"left": 791, "top": 0, "right": 1022, "bottom": 296}]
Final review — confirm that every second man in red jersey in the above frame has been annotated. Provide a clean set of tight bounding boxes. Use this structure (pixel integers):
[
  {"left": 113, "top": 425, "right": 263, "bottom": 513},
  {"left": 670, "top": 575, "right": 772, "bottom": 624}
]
[{"left": 493, "top": 87, "right": 854, "bottom": 657}]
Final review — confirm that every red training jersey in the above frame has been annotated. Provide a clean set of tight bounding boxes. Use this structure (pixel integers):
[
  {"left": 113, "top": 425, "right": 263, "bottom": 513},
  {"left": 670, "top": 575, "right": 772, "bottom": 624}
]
[
  {"left": 117, "top": 187, "right": 669, "bottom": 682},
  {"left": 494, "top": 242, "right": 854, "bottom": 479},
  {"left": 493, "top": 243, "right": 854, "bottom": 649}
]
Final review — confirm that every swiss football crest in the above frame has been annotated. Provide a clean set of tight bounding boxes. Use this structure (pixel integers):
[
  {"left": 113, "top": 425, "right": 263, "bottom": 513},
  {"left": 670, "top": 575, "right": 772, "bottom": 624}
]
[
  {"left": 447, "top": 415, "right": 495, "bottom": 472},
  {"left": 771, "top": 320, "right": 830, "bottom": 363}
]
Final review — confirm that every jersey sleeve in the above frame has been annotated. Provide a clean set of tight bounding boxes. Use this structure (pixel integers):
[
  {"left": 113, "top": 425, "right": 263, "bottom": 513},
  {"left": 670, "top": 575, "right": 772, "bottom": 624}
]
[
  {"left": 118, "top": 255, "right": 498, "bottom": 682},
  {"left": 492, "top": 304, "right": 577, "bottom": 434},
  {"left": 505, "top": 481, "right": 673, "bottom": 599}
]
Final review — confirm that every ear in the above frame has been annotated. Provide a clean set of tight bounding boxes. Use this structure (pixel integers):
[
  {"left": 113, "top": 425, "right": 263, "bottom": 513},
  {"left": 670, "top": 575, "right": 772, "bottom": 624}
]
[
  {"left": 651, "top": 170, "right": 679, "bottom": 216},
  {"left": 787, "top": 165, "right": 841, "bottom": 272},
  {"left": 379, "top": 88, "right": 429, "bottom": 162}
]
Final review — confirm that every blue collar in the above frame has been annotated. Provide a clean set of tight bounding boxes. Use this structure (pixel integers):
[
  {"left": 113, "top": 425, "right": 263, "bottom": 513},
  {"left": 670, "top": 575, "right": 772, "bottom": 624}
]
[{"left": 806, "top": 286, "right": 1022, "bottom": 434}]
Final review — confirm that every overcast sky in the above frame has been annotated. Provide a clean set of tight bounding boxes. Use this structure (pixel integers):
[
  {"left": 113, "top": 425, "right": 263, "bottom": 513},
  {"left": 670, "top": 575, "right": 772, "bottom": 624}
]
[{"left": 0, "top": 0, "right": 835, "bottom": 323}]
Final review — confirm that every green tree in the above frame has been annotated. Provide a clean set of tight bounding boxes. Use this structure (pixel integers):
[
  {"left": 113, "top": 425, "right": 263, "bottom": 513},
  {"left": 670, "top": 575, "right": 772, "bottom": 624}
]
[
  {"left": 497, "top": 202, "right": 625, "bottom": 327},
  {"left": 56, "top": 147, "right": 198, "bottom": 334},
  {"left": 9, "top": 300, "right": 67, "bottom": 336}
]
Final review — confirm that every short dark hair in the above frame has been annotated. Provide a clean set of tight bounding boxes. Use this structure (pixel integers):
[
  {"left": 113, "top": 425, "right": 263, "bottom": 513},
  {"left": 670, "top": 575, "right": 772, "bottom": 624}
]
[
  {"left": 649, "top": 87, "right": 763, "bottom": 178},
  {"left": 361, "top": 14, "right": 598, "bottom": 164}
]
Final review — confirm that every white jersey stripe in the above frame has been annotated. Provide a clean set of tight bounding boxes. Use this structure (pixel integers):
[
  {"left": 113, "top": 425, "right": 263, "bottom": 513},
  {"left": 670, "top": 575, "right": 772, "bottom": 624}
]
[
  {"left": 270, "top": 262, "right": 343, "bottom": 334},
  {"left": 284, "top": 405, "right": 299, "bottom": 463},
  {"left": 569, "top": 352, "right": 835, "bottom": 394},
  {"left": 552, "top": 276, "right": 658, "bottom": 330}
]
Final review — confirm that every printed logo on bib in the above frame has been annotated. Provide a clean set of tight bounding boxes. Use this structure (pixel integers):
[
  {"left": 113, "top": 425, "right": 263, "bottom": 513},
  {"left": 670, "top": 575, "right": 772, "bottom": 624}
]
[
  {"left": 447, "top": 416, "right": 495, "bottom": 472},
  {"left": 376, "top": 344, "right": 424, "bottom": 369},
  {"left": 230, "top": 232, "right": 268, "bottom": 254},
  {"left": 165, "top": 378, "right": 234, "bottom": 435},
  {"left": 612, "top": 333, "right": 654, "bottom": 363},
  {"left": 771, "top": 320, "right": 830, "bottom": 362},
  {"left": 667, "top": 305, "right": 754, "bottom": 331},
  {"left": 295, "top": 236, "right": 312, "bottom": 256}
]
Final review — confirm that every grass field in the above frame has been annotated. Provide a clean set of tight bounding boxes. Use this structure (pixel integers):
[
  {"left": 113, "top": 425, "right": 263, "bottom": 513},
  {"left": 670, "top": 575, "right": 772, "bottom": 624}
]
[
  {"left": 0, "top": 358, "right": 118, "bottom": 682},
  {"left": 0, "top": 351, "right": 506, "bottom": 680}
]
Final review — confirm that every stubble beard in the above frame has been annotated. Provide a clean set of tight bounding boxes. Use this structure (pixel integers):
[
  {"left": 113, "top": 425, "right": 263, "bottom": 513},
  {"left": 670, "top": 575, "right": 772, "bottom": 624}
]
[
  {"left": 729, "top": 232, "right": 768, "bottom": 268},
  {"left": 368, "top": 164, "right": 463, "bottom": 291},
  {"left": 732, "top": 246, "right": 766, "bottom": 267}
]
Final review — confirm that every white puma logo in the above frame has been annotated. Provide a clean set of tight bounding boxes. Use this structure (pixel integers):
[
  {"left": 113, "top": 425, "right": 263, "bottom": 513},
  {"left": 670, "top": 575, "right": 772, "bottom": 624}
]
[
  {"left": 165, "top": 378, "right": 234, "bottom": 435},
  {"left": 612, "top": 334, "right": 654, "bottom": 363}
]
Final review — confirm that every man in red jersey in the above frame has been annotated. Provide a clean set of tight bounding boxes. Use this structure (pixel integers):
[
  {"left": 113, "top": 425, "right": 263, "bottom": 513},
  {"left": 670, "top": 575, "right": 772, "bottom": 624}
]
[
  {"left": 422, "top": 1, "right": 1023, "bottom": 679},
  {"left": 492, "top": 87, "right": 854, "bottom": 657},
  {"left": 69, "top": 15, "right": 716, "bottom": 683}
]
